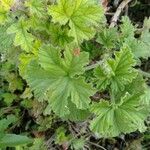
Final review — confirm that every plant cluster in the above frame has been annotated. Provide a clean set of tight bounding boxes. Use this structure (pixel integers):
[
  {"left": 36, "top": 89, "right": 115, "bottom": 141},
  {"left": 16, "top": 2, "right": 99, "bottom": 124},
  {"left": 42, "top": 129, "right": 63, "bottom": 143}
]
[{"left": 0, "top": 0, "right": 150, "bottom": 149}]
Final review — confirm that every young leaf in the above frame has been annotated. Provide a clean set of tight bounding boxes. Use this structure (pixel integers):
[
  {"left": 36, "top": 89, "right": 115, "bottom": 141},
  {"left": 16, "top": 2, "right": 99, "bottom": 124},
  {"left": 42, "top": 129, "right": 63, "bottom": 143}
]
[
  {"left": 96, "top": 27, "right": 118, "bottom": 49},
  {"left": 1, "top": 93, "right": 17, "bottom": 106},
  {"left": 120, "top": 16, "right": 135, "bottom": 40},
  {"left": 94, "top": 46, "right": 138, "bottom": 92},
  {"left": 7, "top": 18, "right": 34, "bottom": 52},
  {"left": 27, "top": 138, "right": 47, "bottom": 150},
  {"left": 48, "top": 0, "right": 104, "bottom": 43},
  {"left": 47, "top": 23, "right": 73, "bottom": 47}
]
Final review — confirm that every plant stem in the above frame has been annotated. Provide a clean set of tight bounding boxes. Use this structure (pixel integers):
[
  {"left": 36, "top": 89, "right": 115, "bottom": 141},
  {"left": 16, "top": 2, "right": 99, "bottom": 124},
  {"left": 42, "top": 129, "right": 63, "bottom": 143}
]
[
  {"left": 110, "top": 0, "right": 133, "bottom": 27},
  {"left": 86, "top": 141, "right": 107, "bottom": 150}
]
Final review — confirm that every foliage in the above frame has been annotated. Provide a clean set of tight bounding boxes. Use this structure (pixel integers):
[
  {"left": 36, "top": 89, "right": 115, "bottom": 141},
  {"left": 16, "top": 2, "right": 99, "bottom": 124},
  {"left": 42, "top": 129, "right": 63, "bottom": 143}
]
[
  {"left": 0, "top": 115, "right": 32, "bottom": 148},
  {"left": 0, "top": 0, "right": 150, "bottom": 149}
]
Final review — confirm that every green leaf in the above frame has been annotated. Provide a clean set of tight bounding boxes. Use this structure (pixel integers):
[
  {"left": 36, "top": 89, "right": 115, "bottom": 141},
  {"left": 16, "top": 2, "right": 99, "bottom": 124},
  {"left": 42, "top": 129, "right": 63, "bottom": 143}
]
[
  {"left": 1, "top": 93, "right": 17, "bottom": 105},
  {"left": 28, "top": 138, "right": 47, "bottom": 150},
  {"left": 0, "top": 25, "right": 14, "bottom": 52},
  {"left": 0, "top": 115, "right": 16, "bottom": 132},
  {"left": 126, "top": 30, "right": 150, "bottom": 59},
  {"left": 90, "top": 92, "right": 148, "bottom": 137},
  {"left": 26, "top": 45, "right": 95, "bottom": 116},
  {"left": 47, "top": 23, "right": 73, "bottom": 47},
  {"left": 5, "top": 73, "right": 23, "bottom": 92},
  {"left": 96, "top": 27, "right": 118, "bottom": 49},
  {"left": 94, "top": 46, "right": 137, "bottom": 92},
  {"left": 18, "top": 53, "right": 36, "bottom": 78},
  {"left": 120, "top": 16, "right": 135, "bottom": 40},
  {"left": 71, "top": 138, "right": 85, "bottom": 150},
  {"left": 25, "top": 0, "right": 46, "bottom": 17},
  {"left": 0, "top": 8, "right": 7, "bottom": 24},
  {"left": 0, "top": 0, "right": 14, "bottom": 24},
  {"left": 0, "top": 0, "right": 14, "bottom": 11},
  {"left": 63, "top": 101, "right": 90, "bottom": 121},
  {"left": 141, "top": 88, "right": 150, "bottom": 108},
  {"left": 136, "top": 30, "right": 150, "bottom": 59},
  {"left": 48, "top": 0, "right": 104, "bottom": 43},
  {"left": 0, "top": 134, "right": 33, "bottom": 148},
  {"left": 7, "top": 18, "right": 34, "bottom": 52},
  {"left": 55, "top": 127, "right": 71, "bottom": 145},
  {"left": 20, "top": 88, "right": 33, "bottom": 99},
  {"left": 115, "top": 74, "right": 147, "bottom": 100}
]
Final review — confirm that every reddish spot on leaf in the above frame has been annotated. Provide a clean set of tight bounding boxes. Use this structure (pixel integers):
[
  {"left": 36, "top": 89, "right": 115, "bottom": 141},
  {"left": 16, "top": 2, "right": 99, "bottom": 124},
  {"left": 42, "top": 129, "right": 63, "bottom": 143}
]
[{"left": 73, "top": 48, "right": 80, "bottom": 56}]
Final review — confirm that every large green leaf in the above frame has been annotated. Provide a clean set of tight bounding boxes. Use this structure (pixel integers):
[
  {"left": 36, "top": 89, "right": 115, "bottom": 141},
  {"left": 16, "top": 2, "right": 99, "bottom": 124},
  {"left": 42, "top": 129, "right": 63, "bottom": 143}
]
[
  {"left": 48, "top": 0, "right": 104, "bottom": 43},
  {"left": 90, "top": 92, "right": 148, "bottom": 137},
  {"left": 94, "top": 46, "right": 137, "bottom": 92},
  {"left": 26, "top": 45, "right": 95, "bottom": 117}
]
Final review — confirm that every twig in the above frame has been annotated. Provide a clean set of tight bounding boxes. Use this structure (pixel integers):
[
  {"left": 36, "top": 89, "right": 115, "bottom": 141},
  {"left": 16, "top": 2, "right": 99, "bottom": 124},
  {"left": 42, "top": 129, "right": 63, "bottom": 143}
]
[
  {"left": 86, "top": 141, "right": 107, "bottom": 150},
  {"left": 110, "top": 0, "right": 132, "bottom": 28}
]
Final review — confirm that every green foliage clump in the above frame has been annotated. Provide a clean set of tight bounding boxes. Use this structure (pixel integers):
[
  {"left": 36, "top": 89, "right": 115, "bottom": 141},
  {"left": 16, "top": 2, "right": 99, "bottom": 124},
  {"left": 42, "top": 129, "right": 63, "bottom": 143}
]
[{"left": 0, "top": 0, "right": 150, "bottom": 149}]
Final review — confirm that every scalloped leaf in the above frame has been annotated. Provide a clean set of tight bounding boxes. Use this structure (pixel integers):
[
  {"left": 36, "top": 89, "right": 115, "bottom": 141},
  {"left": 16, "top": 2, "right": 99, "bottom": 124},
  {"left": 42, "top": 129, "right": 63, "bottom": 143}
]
[
  {"left": 25, "top": 0, "right": 46, "bottom": 17},
  {"left": 7, "top": 18, "right": 34, "bottom": 52},
  {"left": 90, "top": 92, "right": 149, "bottom": 137},
  {"left": 26, "top": 45, "right": 95, "bottom": 117},
  {"left": 48, "top": 0, "right": 104, "bottom": 43},
  {"left": 94, "top": 46, "right": 138, "bottom": 92}
]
